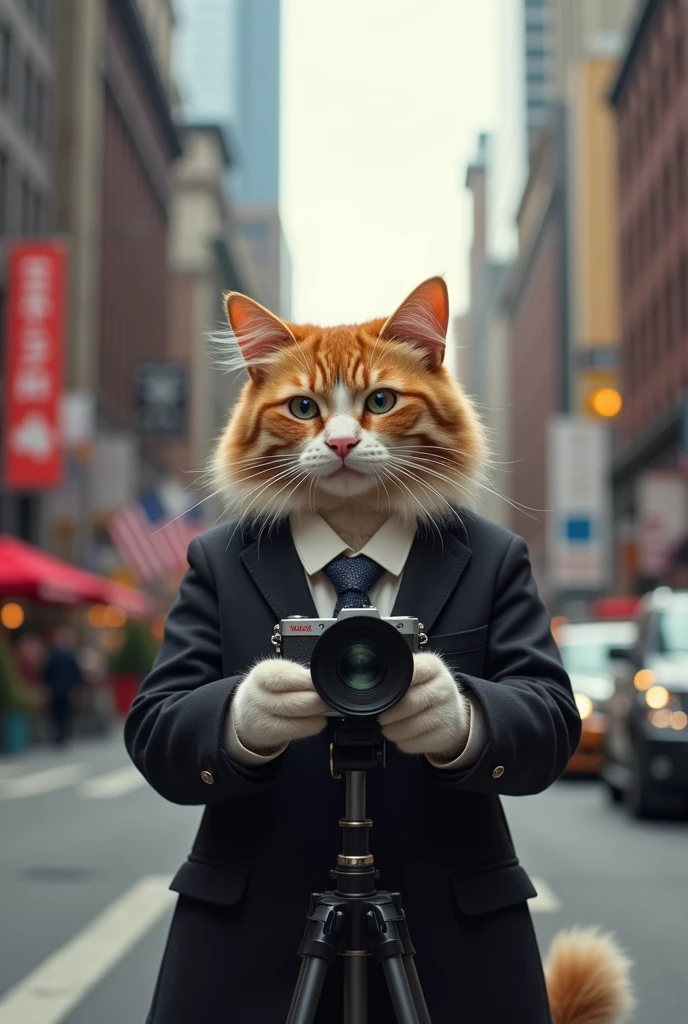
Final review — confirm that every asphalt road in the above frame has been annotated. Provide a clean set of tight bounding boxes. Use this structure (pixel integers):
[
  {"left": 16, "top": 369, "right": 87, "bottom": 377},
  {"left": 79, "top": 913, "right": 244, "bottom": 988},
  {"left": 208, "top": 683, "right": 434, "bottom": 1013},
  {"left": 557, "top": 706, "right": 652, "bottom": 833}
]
[{"left": 0, "top": 730, "right": 686, "bottom": 1023}]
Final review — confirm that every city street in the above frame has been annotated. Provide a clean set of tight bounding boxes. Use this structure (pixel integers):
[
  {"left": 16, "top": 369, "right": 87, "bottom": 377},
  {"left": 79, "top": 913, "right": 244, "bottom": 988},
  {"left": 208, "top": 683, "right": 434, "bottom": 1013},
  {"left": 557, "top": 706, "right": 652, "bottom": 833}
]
[{"left": 0, "top": 731, "right": 685, "bottom": 1023}]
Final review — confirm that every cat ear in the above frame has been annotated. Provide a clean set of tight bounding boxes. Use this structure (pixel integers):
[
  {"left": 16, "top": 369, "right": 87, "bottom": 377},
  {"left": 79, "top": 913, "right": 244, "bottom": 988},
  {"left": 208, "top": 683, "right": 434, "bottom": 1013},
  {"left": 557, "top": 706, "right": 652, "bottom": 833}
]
[
  {"left": 379, "top": 276, "right": 449, "bottom": 369},
  {"left": 225, "top": 292, "right": 296, "bottom": 381}
]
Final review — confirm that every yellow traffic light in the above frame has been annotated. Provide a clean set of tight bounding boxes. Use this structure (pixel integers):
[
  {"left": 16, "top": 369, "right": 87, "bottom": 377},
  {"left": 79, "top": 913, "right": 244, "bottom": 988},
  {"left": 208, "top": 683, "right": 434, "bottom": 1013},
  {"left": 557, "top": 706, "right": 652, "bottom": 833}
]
[{"left": 590, "top": 387, "right": 622, "bottom": 418}]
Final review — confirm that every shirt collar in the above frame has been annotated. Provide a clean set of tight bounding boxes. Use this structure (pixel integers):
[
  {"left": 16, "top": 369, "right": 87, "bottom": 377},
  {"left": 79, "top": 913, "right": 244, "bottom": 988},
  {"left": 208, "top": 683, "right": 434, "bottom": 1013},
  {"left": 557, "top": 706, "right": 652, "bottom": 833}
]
[{"left": 290, "top": 512, "right": 416, "bottom": 578}]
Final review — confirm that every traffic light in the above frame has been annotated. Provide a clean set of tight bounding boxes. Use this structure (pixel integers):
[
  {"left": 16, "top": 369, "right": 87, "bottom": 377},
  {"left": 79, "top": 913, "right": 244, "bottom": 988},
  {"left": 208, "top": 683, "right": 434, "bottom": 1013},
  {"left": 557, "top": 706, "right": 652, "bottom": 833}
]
[{"left": 588, "top": 386, "right": 622, "bottom": 418}]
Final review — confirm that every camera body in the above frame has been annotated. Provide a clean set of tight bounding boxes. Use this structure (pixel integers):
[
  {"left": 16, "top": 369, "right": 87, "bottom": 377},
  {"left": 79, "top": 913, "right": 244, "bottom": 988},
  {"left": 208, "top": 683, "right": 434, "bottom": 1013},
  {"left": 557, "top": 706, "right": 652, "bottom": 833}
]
[
  {"left": 273, "top": 608, "right": 425, "bottom": 718},
  {"left": 276, "top": 608, "right": 422, "bottom": 665}
]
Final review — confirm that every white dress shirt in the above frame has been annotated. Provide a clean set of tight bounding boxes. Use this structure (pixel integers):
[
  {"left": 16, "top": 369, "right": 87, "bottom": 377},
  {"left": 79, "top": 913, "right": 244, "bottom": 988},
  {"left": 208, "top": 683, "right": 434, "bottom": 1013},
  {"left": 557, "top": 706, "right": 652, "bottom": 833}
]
[{"left": 225, "top": 512, "right": 486, "bottom": 769}]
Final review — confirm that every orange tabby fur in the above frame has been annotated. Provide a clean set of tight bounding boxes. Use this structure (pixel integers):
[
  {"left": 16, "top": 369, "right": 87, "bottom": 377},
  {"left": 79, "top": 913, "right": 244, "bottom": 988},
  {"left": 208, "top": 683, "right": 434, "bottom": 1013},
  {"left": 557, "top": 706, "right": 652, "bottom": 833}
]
[
  {"left": 212, "top": 278, "right": 634, "bottom": 1022},
  {"left": 213, "top": 280, "right": 487, "bottom": 532}
]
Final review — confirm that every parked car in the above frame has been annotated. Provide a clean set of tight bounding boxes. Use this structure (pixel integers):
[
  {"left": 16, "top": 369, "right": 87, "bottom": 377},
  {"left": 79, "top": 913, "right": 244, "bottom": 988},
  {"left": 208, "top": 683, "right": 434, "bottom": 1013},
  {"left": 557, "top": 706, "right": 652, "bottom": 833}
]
[
  {"left": 602, "top": 588, "right": 688, "bottom": 818},
  {"left": 555, "top": 619, "right": 638, "bottom": 774}
]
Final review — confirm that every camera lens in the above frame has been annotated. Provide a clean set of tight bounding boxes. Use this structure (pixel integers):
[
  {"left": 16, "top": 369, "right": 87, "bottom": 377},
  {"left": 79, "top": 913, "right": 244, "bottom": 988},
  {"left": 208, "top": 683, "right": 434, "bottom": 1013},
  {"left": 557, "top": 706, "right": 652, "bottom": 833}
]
[
  {"left": 310, "top": 615, "right": 413, "bottom": 716},
  {"left": 338, "top": 643, "right": 384, "bottom": 691}
]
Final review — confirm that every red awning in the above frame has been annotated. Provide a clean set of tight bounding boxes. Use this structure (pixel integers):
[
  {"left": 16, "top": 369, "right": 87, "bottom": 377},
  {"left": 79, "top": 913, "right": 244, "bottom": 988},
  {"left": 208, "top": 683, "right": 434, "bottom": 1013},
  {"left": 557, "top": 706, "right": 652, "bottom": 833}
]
[{"left": 0, "top": 535, "right": 152, "bottom": 618}]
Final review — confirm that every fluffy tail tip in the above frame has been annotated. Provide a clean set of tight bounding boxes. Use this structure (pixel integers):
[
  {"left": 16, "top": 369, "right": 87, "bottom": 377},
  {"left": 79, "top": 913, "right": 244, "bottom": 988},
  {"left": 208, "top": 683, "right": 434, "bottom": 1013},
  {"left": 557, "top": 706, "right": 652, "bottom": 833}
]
[{"left": 545, "top": 927, "right": 635, "bottom": 1024}]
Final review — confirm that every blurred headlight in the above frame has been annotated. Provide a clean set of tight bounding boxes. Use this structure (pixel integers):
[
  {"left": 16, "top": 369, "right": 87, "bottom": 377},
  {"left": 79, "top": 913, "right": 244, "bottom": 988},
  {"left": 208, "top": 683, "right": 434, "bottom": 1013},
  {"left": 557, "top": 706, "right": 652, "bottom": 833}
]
[
  {"left": 645, "top": 685, "right": 670, "bottom": 709},
  {"left": 633, "top": 669, "right": 654, "bottom": 691},
  {"left": 647, "top": 709, "right": 687, "bottom": 730},
  {"left": 574, "top": 692, "right": 594, "bottom": 719}
]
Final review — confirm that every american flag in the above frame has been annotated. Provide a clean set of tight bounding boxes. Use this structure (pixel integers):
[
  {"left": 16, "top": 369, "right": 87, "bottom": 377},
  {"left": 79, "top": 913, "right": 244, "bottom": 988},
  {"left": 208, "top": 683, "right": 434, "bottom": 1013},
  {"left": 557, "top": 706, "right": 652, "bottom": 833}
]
[{"left": 108, "top": 490, "right": 205, "bottom": 583}]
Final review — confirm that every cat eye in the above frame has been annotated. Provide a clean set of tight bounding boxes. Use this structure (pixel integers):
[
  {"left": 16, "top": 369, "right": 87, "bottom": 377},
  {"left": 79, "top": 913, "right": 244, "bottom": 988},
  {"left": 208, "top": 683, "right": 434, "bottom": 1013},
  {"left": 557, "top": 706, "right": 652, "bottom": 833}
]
[
  {"left": 365, "top": 389, "right": 397, "bottom": 414},
  {"left": 288, "top": 396, "right": 320, "bottom": 420}
]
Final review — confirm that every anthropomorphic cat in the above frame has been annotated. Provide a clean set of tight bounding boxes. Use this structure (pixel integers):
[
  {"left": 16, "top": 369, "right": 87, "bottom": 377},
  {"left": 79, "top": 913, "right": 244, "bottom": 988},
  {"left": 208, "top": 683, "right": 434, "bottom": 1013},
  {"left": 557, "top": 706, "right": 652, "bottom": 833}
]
[{"left": 126, "top": 278, "right": 634, "bottom": 1024}]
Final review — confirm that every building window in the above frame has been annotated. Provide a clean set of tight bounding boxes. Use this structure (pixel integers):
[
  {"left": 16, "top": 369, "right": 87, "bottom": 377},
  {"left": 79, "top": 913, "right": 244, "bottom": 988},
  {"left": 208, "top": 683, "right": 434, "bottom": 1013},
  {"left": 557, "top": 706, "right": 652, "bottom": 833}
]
[
  {"left": 677, "top": 134, "right": 687, "bottom": 206},
  {"left": 31, "top": 188, "right": 42, "bottom": 233},
  {"left": 647, "top": 89, "right": 655, "bottom": 140},
  {"left": 0, "top": 24, "right": 11, "bottom": 102},
  {"left": 676, "top": 27, "right": 685, "bottom": 80},
  {"left": 663, "top": 161, "right": 672, "bottom": 226},
  {"left": 35, "top": 76, "right": 45, "bottom": 146},
  {"left": 660, "top": 62, "right": 671, "bottom": 107},
  {"left": 20, "top": 175, "right": 31, "bottom": 234},
  {"left": 652, "top": 297, "right": 662, "bottom": 364},
  {"left": 0, "top": 151, "right": 7, "bottom": 235},
  {"left": 666, "top": 277, "right": 675, "bottom": 349},
  {"left": 681, "top": 254, "right": 688, "bottom": 334},
  {"left": 22, "top": 57, "right": 33, "bottom": 134},
  {"left": 650, "top": 191, "right": 659, "bottom": 249}
]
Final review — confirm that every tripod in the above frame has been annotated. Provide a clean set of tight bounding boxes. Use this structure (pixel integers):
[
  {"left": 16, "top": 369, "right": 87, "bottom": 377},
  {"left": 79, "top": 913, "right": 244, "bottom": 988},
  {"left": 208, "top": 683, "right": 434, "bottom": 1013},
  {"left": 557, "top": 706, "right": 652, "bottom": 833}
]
[{"left": 285, "top": 719, "right": 432, "bottom": 1024}]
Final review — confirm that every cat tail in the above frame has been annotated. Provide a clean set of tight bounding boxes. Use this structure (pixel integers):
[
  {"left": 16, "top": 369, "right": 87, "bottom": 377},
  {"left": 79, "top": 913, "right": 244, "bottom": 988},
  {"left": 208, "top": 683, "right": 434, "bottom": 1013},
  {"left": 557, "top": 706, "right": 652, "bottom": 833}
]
[{"left": 545, "top": 927, "right": 635, "bottom": 1024}]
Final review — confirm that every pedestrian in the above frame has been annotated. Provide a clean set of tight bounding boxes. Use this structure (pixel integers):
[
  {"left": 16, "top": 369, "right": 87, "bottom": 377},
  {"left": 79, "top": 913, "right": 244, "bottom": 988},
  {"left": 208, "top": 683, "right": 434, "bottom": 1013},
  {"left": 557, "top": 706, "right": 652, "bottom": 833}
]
[
  {"left": 43, "top": 626, "right": 83, "bottom": 746},
  {"left": 126, "top": 279, "right": 633, "bottom": 1023}
]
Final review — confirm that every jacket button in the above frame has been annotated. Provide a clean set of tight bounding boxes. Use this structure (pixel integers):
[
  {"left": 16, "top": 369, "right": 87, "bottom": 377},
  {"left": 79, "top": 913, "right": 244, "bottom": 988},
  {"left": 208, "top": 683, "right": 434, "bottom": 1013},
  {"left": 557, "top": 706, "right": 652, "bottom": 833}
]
[
  {"left": 200, "top": 770, "right": 214, "bottom": 785},
  {"left": 491, "top": 765, "right": 505, "bottom": 779}
]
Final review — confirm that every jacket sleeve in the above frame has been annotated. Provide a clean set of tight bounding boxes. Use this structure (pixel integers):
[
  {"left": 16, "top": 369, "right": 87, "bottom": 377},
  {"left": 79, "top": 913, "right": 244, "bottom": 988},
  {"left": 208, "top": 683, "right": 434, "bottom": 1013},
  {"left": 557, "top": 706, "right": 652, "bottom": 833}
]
[
  {"left": 428, "top": 534, "right": 581, "bottom": 796},
  {"left": 124, "top": 537, "right": 281, "bottom": 805}
]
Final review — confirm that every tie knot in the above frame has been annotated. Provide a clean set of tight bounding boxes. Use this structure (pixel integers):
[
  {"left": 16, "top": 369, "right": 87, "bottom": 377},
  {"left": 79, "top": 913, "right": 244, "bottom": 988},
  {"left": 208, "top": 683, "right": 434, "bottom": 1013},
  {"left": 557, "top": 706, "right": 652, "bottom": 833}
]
[{"left": 322, "top": 553, "right": 385, "bottom": 615}]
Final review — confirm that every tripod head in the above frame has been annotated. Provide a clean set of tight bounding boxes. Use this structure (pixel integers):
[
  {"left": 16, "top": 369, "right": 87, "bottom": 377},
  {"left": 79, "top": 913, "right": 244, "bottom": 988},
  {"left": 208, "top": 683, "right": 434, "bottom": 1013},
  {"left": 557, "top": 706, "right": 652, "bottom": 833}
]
[{"left": 329, "top": 716, "right": 386, "bottom": 778}]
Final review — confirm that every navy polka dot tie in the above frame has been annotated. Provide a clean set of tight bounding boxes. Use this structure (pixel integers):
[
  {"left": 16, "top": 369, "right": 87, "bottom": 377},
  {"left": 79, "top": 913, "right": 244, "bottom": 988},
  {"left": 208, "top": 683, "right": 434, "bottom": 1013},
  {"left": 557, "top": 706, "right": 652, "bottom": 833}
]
[{"left": 323, "top": 553, "right": 385, "bottom": 616}]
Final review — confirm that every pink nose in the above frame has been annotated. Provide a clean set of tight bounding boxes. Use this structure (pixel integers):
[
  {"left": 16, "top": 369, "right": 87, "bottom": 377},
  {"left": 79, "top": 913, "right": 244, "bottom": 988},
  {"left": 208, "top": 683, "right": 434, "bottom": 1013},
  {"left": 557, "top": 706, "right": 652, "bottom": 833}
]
[{"left": 328, "top": 437, "right": 359, "bottom": 460}]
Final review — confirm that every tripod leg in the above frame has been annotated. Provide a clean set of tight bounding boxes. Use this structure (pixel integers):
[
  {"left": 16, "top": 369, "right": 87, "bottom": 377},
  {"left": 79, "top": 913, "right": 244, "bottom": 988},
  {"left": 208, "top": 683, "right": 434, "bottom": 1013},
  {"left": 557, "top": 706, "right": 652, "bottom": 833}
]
[
  {"left": 343, "top": 955, "right": 368, "bottom": 1024},
  {"left": 382, "top": 955, "right": 421, "bottom": 1024},
  {"left": 402, "top": 957, "right": 431, "bottom": 1024},
  {"left": 286, "top": 958, "right": 309, "bottom": 1023},
  {"left": 285, "top": 956, "right": 330, "bottom": 1024}
]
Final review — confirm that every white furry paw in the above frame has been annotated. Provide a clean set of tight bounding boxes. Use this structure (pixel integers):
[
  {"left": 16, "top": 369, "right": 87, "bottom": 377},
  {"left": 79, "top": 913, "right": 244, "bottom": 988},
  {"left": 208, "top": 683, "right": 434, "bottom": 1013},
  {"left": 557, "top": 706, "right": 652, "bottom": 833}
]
[
  {"left": 232, "top": 658, "right": 328, "bottom": 755},
  {"left": 378, "top": 652, "right": 470, "bottom": 757}
]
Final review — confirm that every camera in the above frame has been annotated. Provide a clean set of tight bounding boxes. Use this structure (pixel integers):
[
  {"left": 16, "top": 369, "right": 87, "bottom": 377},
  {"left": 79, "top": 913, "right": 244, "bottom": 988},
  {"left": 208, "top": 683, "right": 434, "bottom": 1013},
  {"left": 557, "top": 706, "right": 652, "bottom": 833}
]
[{"left": 273, "top": 608, "right": 425, "bottom": 717}]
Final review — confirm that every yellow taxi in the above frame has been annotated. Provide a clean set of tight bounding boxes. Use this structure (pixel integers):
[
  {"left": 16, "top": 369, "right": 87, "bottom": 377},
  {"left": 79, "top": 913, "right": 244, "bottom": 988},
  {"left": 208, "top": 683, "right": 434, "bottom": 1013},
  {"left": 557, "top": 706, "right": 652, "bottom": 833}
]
[{"left": 554, "top": 618, "right": 638, "bottom": 774}]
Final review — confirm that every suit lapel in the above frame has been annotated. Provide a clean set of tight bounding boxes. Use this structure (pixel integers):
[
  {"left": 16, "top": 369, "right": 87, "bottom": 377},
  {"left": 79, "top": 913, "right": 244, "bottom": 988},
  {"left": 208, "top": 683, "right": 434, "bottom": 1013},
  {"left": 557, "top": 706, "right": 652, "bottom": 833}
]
[
  {"left": 239, "top": 522, "right": 317, "bottom": 623},
  {"left": 392, "top": 525, "right": 472, "bottom": 633}
]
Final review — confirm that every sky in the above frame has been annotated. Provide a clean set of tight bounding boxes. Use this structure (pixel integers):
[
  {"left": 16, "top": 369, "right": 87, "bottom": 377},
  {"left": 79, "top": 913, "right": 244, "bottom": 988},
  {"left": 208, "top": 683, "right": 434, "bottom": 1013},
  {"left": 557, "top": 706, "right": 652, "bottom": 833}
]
[{"left": 280, "top": 0, "right": 525, "bottom": 328}]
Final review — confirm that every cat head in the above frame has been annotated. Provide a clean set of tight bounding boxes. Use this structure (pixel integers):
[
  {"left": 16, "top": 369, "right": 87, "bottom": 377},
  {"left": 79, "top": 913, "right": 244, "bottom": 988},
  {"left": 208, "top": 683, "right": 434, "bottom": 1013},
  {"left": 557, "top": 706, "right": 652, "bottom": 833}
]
[{"left": 212, "top": 276, "right": 488, "bottom": 526}]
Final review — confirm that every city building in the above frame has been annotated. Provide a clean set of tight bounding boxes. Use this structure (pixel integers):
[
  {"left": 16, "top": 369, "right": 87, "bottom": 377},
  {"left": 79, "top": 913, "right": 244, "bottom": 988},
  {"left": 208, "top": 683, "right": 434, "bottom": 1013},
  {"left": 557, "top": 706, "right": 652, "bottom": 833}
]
[
  {"left": 167, "top": 122, "right": 257, "bottom": 523},
  {"left": 610, "top": 0, "right": 688, "bottom": 592},
  {"left": 50, "top": 0, "right": 181, "bottom": 567},
  {"left": 0, "top": 0, "right": 54, "bottom": 542},
  {"left": 174, "top": 0, "right": 291, "bottom": 318},
  {"left": 524, "top": 0, "right": 641, "bottom": 155},
  {"left": 480, "top": 0, "right": 641, "bottom": 607},
  {"left": 502, "top": 108, "right": 570, "bottom": 592},
  {"left": 454, "top": 135, "right": 511, "bottom": 528},
  {"left": 524, "top": 0, "right": 552, "bottom": 152}
]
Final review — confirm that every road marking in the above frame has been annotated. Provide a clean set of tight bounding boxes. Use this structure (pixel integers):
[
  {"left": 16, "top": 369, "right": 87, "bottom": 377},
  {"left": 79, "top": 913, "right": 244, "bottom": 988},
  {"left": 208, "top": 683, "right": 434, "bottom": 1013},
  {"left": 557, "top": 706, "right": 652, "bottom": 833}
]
[
  {"left": 0, "top": 764, "right": 87, "bottom": 800},
  {"left": 78, "top": 766, "right": 146, "bottom": 799},
  {"left": 529, "top": 877, "right": 562, "bottom": 913},
  {"left": 0, "top": 875, "right": 175, "bottom": 1024}
]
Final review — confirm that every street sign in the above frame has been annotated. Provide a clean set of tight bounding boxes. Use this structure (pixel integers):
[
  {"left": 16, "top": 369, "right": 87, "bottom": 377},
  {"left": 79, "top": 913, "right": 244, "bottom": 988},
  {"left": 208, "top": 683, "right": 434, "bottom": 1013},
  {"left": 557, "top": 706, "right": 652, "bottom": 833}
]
[
  {"left": 134, "top": 363, "right": 188, "bottom": 437},
  {"left": 547, "top": 415, "right": 611, "bottom": 591},
  {"left": 3, "top": 240, "right": 68, "bottom": 490}
]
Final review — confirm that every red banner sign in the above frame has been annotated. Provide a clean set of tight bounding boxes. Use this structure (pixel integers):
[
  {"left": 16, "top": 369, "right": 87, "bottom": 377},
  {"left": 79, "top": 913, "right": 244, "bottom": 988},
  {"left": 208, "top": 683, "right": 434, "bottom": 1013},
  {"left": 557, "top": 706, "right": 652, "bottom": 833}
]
[{"left": 3, "top": 241, "right": 67, "bottom": 490}]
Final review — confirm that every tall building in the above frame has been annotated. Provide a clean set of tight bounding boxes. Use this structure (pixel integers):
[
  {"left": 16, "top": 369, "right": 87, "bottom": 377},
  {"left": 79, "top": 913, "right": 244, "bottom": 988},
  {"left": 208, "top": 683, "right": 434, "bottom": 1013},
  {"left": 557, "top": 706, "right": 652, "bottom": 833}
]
[
  {"left": 167, "top": 122, "right": 257, "bottom": 525},
  {"left": 50, "top": 0, "right": 181, "bottom": 567},
  {"left": 524, "top": 0, "right": 552, "bottom": 152},
  {"left": 234, "top": 0, "right": 280, "bottom": 206},
  {"left": 0, "top": 0, "right": 54, "bottom": 542},
  {"left": 503, "top": 109, "right": 570, "bottom": 590},
  {"left": 492, "top": 0, "right": 643, "bottom": 606},
  {"left": 455, "top": 135, "right": 511, "bottom": 528},
  {"left": 174, "top": 0, "right": 291, "bottom": 318},
  {"left": 610, "top": 0, "right": 688, "bottom": 592},
  {"left": 523, "top": 0, "right": 641, "bottom": 154}
]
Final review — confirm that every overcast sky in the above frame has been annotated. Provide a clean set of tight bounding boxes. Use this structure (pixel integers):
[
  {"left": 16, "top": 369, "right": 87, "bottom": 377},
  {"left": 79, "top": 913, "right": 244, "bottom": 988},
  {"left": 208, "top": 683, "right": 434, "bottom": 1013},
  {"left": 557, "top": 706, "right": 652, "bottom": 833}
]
[{"left": 280, "top": 0, "right": 523, "bottom": 328}]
